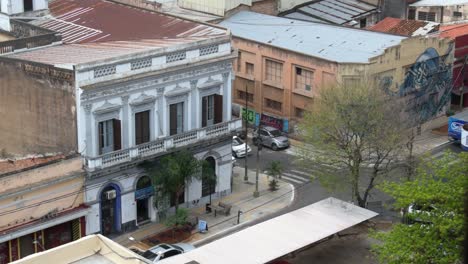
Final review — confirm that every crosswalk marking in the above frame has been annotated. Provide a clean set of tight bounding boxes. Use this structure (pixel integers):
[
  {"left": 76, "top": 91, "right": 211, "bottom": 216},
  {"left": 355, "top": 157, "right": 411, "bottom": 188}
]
[
  {"left": 281, "top": 175, "right": 304, "bottom": 184},
  {"left": 290, "top": 170, "right": 310, "bottom": 177},
  {"left": 283, "top": 172, "right": 309, "bottom": 181}
]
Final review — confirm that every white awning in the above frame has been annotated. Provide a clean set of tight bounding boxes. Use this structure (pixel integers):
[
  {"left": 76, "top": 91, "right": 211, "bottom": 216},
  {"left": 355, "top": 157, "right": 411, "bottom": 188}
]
[{"left": 160, "top": 197, "right": 378, "bottom": 264}]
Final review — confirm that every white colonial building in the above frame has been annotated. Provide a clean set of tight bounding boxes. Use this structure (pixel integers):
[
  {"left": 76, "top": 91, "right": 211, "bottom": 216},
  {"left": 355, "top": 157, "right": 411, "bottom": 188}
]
[
  {"left": 0, "top": 0, "right": 48, "bottom": 15},
  {"left": 3, "top": 0, "right": 240, "bottom": 236}
]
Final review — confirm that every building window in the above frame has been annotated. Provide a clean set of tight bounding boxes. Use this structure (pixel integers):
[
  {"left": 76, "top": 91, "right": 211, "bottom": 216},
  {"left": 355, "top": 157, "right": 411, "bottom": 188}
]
[
  {"left": 166, "top": 52, "right": 186, "bottom": 63},
  {"left": 94, "top": 65, "right": 116, "bottom": 78},
  {"left": 295, "top": 67, "right": 313, "bottom": 91},
  {"left": 200, "top": 45, "right": 219, "bottom": 56},
  {"left": 246, "top": 62, "right": 254, "bottom": 75},
  {"left": 131, "top": 58, "right": 152, "bottom": 70},
  {"left": 135, "top": 110, "right": 150, "bottom": 145},
  {"left": 202, "top": 94, "right": 223, "bottom": 127},
  {"left": 408, "top": 9, "right": 416, "bottom": 20},
  {"left": 237, "top": 51, "right": 242, "bottom": 72},
  {"left": 295, "top": 107, "right": 306, "bottom": 118},
  {"left": 169, "top": 102, "right": 184, "bottom": 135},
  {"left": 454, "top": 11, "right": 463, "bottom": 17},
  {"left": 418, "top": 11, "right": 436, "bottom": 22},
  {"left": 98, "top": 119, "right": 121, "bottom": 154},
  {"left": 264, "top": 98, "right": 282, "bottom": 111},
  {"left": 343, "top": 76, "right": 361, "bottom": 88},
  {"left": 359, "top": 18, "right": 367, "bottom": 28},
  {"left": 24, "top": 0, "right": 33, "bottom": 11},
  {"left": 238, "top": 90, "right": 254, "bottom": 103},
  {"left": 265, "top": 59, "right": 283, "bottom": 83}
]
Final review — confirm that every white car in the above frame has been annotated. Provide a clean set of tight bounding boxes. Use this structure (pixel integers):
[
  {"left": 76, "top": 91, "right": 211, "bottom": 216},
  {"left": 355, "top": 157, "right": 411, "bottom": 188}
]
[
  {"left": 140, "top": 243, "right": 195, "bottom": 263},
  {"left": 232, "top": 136, "right": 251, "bottom": 158}
]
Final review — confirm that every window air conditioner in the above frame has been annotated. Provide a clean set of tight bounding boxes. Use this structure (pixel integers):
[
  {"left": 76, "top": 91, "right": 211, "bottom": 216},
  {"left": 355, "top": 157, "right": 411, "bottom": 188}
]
[{"left": 105, "top": 190, "right": 117, "bottom": 200}]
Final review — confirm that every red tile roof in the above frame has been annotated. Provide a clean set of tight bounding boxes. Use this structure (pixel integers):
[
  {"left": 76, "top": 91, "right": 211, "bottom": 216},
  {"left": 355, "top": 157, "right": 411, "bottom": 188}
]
[
  {"left": 36, "top": 0, "right": 226, "bottom": 44},
  {"left": 368, "top": 17, "right": 436, "bottom": 36}
]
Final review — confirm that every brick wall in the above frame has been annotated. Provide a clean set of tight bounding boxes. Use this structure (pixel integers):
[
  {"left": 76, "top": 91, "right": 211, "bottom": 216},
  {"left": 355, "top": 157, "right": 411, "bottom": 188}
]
[{"left": 251, "top": 0, "right": 278, "bottom": 16}]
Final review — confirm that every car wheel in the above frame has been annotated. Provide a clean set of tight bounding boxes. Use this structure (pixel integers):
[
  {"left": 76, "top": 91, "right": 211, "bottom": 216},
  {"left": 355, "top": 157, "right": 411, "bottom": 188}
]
[{"left": 271, "top": 143, "right": 278, "bottom": 151}]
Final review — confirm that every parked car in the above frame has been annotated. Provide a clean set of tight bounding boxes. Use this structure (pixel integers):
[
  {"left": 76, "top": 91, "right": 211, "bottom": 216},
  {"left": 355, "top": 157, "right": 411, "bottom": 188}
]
[
  {"left": 139, "top": 243, "right": 195, "bottom": 263},
  {"left": 253, "top": 126, "right": 290, "bottom": 150},
  {"left": 402, "top": 203, "right": 436, "bottom": 225},
  {"left": 232, "top": 136, "right": 251, "bottom": 158}
]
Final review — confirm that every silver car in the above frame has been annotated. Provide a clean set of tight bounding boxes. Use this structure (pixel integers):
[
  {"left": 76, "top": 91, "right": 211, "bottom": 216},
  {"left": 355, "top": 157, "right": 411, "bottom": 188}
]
[
  {"left": 140, "top": 243, "right": 195, "bottom": 263},
  {"left": 253, "top": 126, "right": 290, "bottom": 150}
]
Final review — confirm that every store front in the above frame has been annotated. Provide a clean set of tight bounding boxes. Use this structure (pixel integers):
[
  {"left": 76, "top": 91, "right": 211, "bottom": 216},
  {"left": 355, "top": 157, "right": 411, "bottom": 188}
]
[
  {"left": 135, "top": 176, "right": 153, "bottom": 225},
  {"left": 0, "top": 216, "right": 85, "bottom": 263}
]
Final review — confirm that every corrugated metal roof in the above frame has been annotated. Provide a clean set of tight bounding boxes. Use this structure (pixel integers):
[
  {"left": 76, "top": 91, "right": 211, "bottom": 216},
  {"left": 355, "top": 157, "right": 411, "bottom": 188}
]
[
  {"left": 220, "top": 11, "right": 406, "bottom": 63},
  {"left": 410, "top": 0, "right": 468, "bottom": 6},
  {"left": 439, "top": 23, "right": 468, "bottom": 39},
  {"left": 159, "top": 197, "right": 378, "bottom": 264},
  {"left": 281, "top": 0, "right": 377, "bottom": 25},
  {"left": 5, "top": 38, "right": 205, "bottom": 66},
  {"left": 369, "top": 17, "right": 439, "bottom": 36},
  {"left": 33, "top": 0, "right": 225, "bottom": 44}
]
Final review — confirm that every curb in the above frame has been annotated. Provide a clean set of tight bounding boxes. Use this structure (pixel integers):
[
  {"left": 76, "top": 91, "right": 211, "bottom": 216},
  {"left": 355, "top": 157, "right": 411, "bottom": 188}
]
[{"left": 192, "top": 182, "right": 296, "bottom": 247}]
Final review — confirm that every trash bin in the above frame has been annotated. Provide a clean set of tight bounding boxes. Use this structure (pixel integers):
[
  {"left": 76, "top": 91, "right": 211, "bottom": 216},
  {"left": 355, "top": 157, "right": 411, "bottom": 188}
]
[{"left": 206, "top": 203, "right": 212, "bottom": 213}]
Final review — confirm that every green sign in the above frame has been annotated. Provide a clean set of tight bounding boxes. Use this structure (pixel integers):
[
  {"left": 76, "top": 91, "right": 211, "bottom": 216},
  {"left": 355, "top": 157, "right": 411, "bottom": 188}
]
[{"left": 242, "top": 108, "right": 256, "bottom": 124}]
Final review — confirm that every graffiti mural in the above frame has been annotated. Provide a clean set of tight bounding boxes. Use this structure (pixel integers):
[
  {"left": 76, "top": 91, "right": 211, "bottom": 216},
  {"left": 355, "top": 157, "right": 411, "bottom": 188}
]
[{"left": 378, "top": 46, "right": 453, "bottom": 123}]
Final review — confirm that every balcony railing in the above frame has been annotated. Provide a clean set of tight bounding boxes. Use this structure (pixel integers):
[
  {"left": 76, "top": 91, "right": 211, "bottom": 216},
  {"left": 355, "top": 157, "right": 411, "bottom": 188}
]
[{"left": 85, "top": 118, "right": 242, "bottom": 171}]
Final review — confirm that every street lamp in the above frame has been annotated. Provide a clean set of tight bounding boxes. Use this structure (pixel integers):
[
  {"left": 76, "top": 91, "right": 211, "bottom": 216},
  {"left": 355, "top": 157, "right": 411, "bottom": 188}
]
[
  {"left": 244, "top": 84, "right": 249, "bottom": 182},
  {"left": 253, "top": 138, "right": 262, "bottom": 198}
]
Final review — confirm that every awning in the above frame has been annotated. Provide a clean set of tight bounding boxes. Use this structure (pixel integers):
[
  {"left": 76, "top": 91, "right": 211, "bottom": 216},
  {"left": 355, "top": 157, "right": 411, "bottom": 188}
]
[
  {"left": 0, "top": 206, "right": 89, "bottom": 243},
  {"left": 160, "top": 197, "right": 378, "bottom": 264}
]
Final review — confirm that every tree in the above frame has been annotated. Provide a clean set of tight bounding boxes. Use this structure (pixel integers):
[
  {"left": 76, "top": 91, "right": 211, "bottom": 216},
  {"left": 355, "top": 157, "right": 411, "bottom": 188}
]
[
  {"left": 297, "top": 80, "right": 406, "bottom": 207},
  {"left": 265, "top": 161, "right": 283, "bottom": 191},
  {"left": 144, "top": 150, "right": 202, "bottom": 211},
  {"left": 371, "top": 152, "right": 467, "bottom": 264}
]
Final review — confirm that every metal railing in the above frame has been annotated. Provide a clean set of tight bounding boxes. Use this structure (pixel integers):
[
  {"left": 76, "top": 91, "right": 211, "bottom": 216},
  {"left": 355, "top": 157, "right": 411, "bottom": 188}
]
[{"left": 85, "top": 118, "right": 242, "bottom": 171}]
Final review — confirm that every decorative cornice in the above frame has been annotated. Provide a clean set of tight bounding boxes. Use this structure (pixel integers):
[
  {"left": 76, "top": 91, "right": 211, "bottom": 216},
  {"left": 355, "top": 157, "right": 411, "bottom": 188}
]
[
  {"left": 93, "top": 100, "right": 121, "bottom": 115},
  {"left": 130, "top": 93, "right": 156, "bottom": 106},
  {"left": 84, "top": 104, "right": 92, "bottom": 114}
]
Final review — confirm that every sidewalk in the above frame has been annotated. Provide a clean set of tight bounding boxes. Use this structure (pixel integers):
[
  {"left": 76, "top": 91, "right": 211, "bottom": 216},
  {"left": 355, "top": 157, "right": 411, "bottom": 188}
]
[{"left": 114, "top": 166, "right": 294, "bottom": 249}]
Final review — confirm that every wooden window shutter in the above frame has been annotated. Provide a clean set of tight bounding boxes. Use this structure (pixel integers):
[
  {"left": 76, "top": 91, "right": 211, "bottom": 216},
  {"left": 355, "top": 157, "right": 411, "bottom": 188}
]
[
  {"left": 214, "top": 94, "right": 223, "bottom": 124},
  {"left": 142, "top": 111, "right": 150, "bottom": 143},
  {"left": 98, "top": 122, "right": 104, "bottom": 154},
  {"left": 170, "top": 104, "right": 177, "bottom": 135},
  {"left": 202, "top": 97, "right": 207, "bottom": 127},
  {"left": 135, "top": 113, "right": 142, "bottom": 145},
  {"left": 113, "top": 119, "right": 121, "bottom": 150}
]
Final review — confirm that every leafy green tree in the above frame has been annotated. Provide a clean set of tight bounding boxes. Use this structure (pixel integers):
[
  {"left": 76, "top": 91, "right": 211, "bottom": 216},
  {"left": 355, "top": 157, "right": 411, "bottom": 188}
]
[
  {"left": 265, "top": 161, "right": 283, "bottom": 191},
  {"left": 145, "top": 150, "right": 203, "bottom": 211},
  {"left": 297, "top": 81, "right": 406, "bottom": 207},
  {"left": 372, "top": 152, "right": 467, "bottom": 264}
]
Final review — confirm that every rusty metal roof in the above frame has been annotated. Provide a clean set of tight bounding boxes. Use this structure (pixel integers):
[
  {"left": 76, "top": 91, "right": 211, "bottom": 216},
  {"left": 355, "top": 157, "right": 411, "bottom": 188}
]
[
  {"left": 368, "top": 17, "right": 439, "bottom": 36},
  {"left": 34, "top": 0, "right": 225, "bottom": 44}
]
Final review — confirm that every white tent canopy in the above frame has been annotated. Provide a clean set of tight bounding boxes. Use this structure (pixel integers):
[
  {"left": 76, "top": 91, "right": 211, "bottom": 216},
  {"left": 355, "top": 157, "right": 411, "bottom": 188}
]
[{"left": 160, "top": 197, "right": 378, "bottom": 264}]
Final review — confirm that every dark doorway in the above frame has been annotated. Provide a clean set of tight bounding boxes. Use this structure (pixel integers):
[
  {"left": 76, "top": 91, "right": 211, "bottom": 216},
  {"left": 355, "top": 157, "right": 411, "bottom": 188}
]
[
  {"left": 24, "top": 0, "right": 33, "bottom": 11},
  {"left": 202, "top": 94, "right": 223, "bottom": 127},
  {"left": 169, "top": 102, "right": 184, "bottom": 135},
  {"left": 135, "top": 111, "right": 150, "bottom": 145},
  {"left": 101, "top": 185, "right": 119, "bottom": 236},
  {"left": 98, "top": 119, "right": 121, "bottom": 154},
  {"left": 44, "top": 222, "right": 73, "bottom": 249},
  {"left": 19, "top": 234, "right": 34, "bottom": 258},
  {"left": 136, "top": 176, "right": 152, "bottom": 224},
  {"left": 202, "top": 157, "right": 216, "bottom": 197}
]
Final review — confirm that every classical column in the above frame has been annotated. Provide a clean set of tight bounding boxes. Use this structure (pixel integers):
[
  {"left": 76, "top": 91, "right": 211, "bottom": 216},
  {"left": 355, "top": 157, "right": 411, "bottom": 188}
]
[
  {"left": 84, "top": 104, "right": 93, "bottom": 156},
  {"left": 190, "top": 79, "right": 199, "bottom": 129},
  {"left": 156, "top": 87, "right": 165, "bottom": 137},
  {"left": 121, "top": 95, "right": 130, "bottom": 148},
  {"left": 222, "top": 72, "right": 232, "bottom": 122}
]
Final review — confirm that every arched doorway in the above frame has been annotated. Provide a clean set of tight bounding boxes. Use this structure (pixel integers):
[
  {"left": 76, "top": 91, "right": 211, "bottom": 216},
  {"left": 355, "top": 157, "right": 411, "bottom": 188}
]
[
  {"left": 135, "top": 176, "right": 153, "bottom": 225},
  {"left": 202, "top": 157, "right": 216, "bottom": 204},
  {"left": 100, "top": 184, "right": 121, "bottom": 236}
]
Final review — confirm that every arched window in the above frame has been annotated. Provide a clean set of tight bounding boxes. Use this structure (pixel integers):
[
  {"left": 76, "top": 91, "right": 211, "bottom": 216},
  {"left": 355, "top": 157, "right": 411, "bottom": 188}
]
[{"left": 202, "top": 157, "right": 216, "bottom": 197}]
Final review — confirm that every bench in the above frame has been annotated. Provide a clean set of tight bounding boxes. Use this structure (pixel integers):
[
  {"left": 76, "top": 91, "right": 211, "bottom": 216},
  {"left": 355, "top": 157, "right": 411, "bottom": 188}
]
[{"left": 215, "top": 202, "right": 232, "bottom": 216}]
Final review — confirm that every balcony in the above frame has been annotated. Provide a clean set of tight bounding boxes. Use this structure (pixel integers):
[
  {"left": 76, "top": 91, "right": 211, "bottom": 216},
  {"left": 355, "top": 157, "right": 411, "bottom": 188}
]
[{"left": 85, "top": 119, "right": 242, "bottom": 172}]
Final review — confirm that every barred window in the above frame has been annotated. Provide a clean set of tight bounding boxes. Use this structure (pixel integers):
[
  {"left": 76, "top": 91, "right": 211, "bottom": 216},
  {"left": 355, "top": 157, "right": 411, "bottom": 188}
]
[
  {"left": 131, "top": 58, "right": 152, "bottom": 70},
  {"left": 264, "top": 98, "right": 282, "bottom": 111},
  {"left": 166, "top": 52, "right": 186, "bottom": 63},
  {"left": 265, "top": 59, "right": 283, "bottom": 83},
  {"left": 94, "top": 65, "right": 116, "bottom": 78},
  {"left": 295, "top": 67, "right": 313, "bottom": 91},
  {"left": 238, "top": 90, "right": 254, "bottom": 103},
  {"left": 200, "top": 45, "right": 219, "bottom": 56},
  {"left": 418, "top": 11, "right": 436, "bottom": 21},
  {"left": 246, "top": 62, "right": 254, "bottom": 75}
]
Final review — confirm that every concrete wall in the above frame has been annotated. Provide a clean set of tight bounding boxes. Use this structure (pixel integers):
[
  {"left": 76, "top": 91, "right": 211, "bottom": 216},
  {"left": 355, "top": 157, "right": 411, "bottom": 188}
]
[
  {"left": 0, "top": 157, "right": 84, "bottom": 232},
  {"left": 0, "top": 62, "right": 77, "bottom": 157},
  {"left": 411, "top": 5, "right": 468, "bottom": 23},
  {"left": 381, "top": 0, "right": 407, "bottom": 19},
  {"left": 232, "top": 37, "right": 338, "bottom": 131},
  {"left": 0, "top": 12, "right": 10, "bottom": 31},
  {"left": 178, "top": 0, "right": 252, "bottom": 16},
  {"left": 251, "top": 0, "right": 278, "bottom": 15}
]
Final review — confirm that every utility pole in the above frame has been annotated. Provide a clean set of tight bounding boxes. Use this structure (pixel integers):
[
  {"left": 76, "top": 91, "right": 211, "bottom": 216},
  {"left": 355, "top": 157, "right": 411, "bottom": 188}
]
[
  {"left": 244, "top": 85, "right": 249, "bottom": 182},
  {"left": 253, "top": 140, "right": 262, "bottom": 197}
]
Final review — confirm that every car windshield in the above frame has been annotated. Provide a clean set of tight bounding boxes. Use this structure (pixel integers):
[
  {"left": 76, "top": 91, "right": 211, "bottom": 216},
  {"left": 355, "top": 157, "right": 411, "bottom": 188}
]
[
  {"left": 232, "top": 137, "right": 244, "bottom": 146},
  {"left": 171, "top": 245, "right": 183, "bottom": 251},
  {"left": 142, "top": 250, "right": 158, "bottom": 260},
  {"left": 269, "top": 129, "right": 282, "bottom": 137}
]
